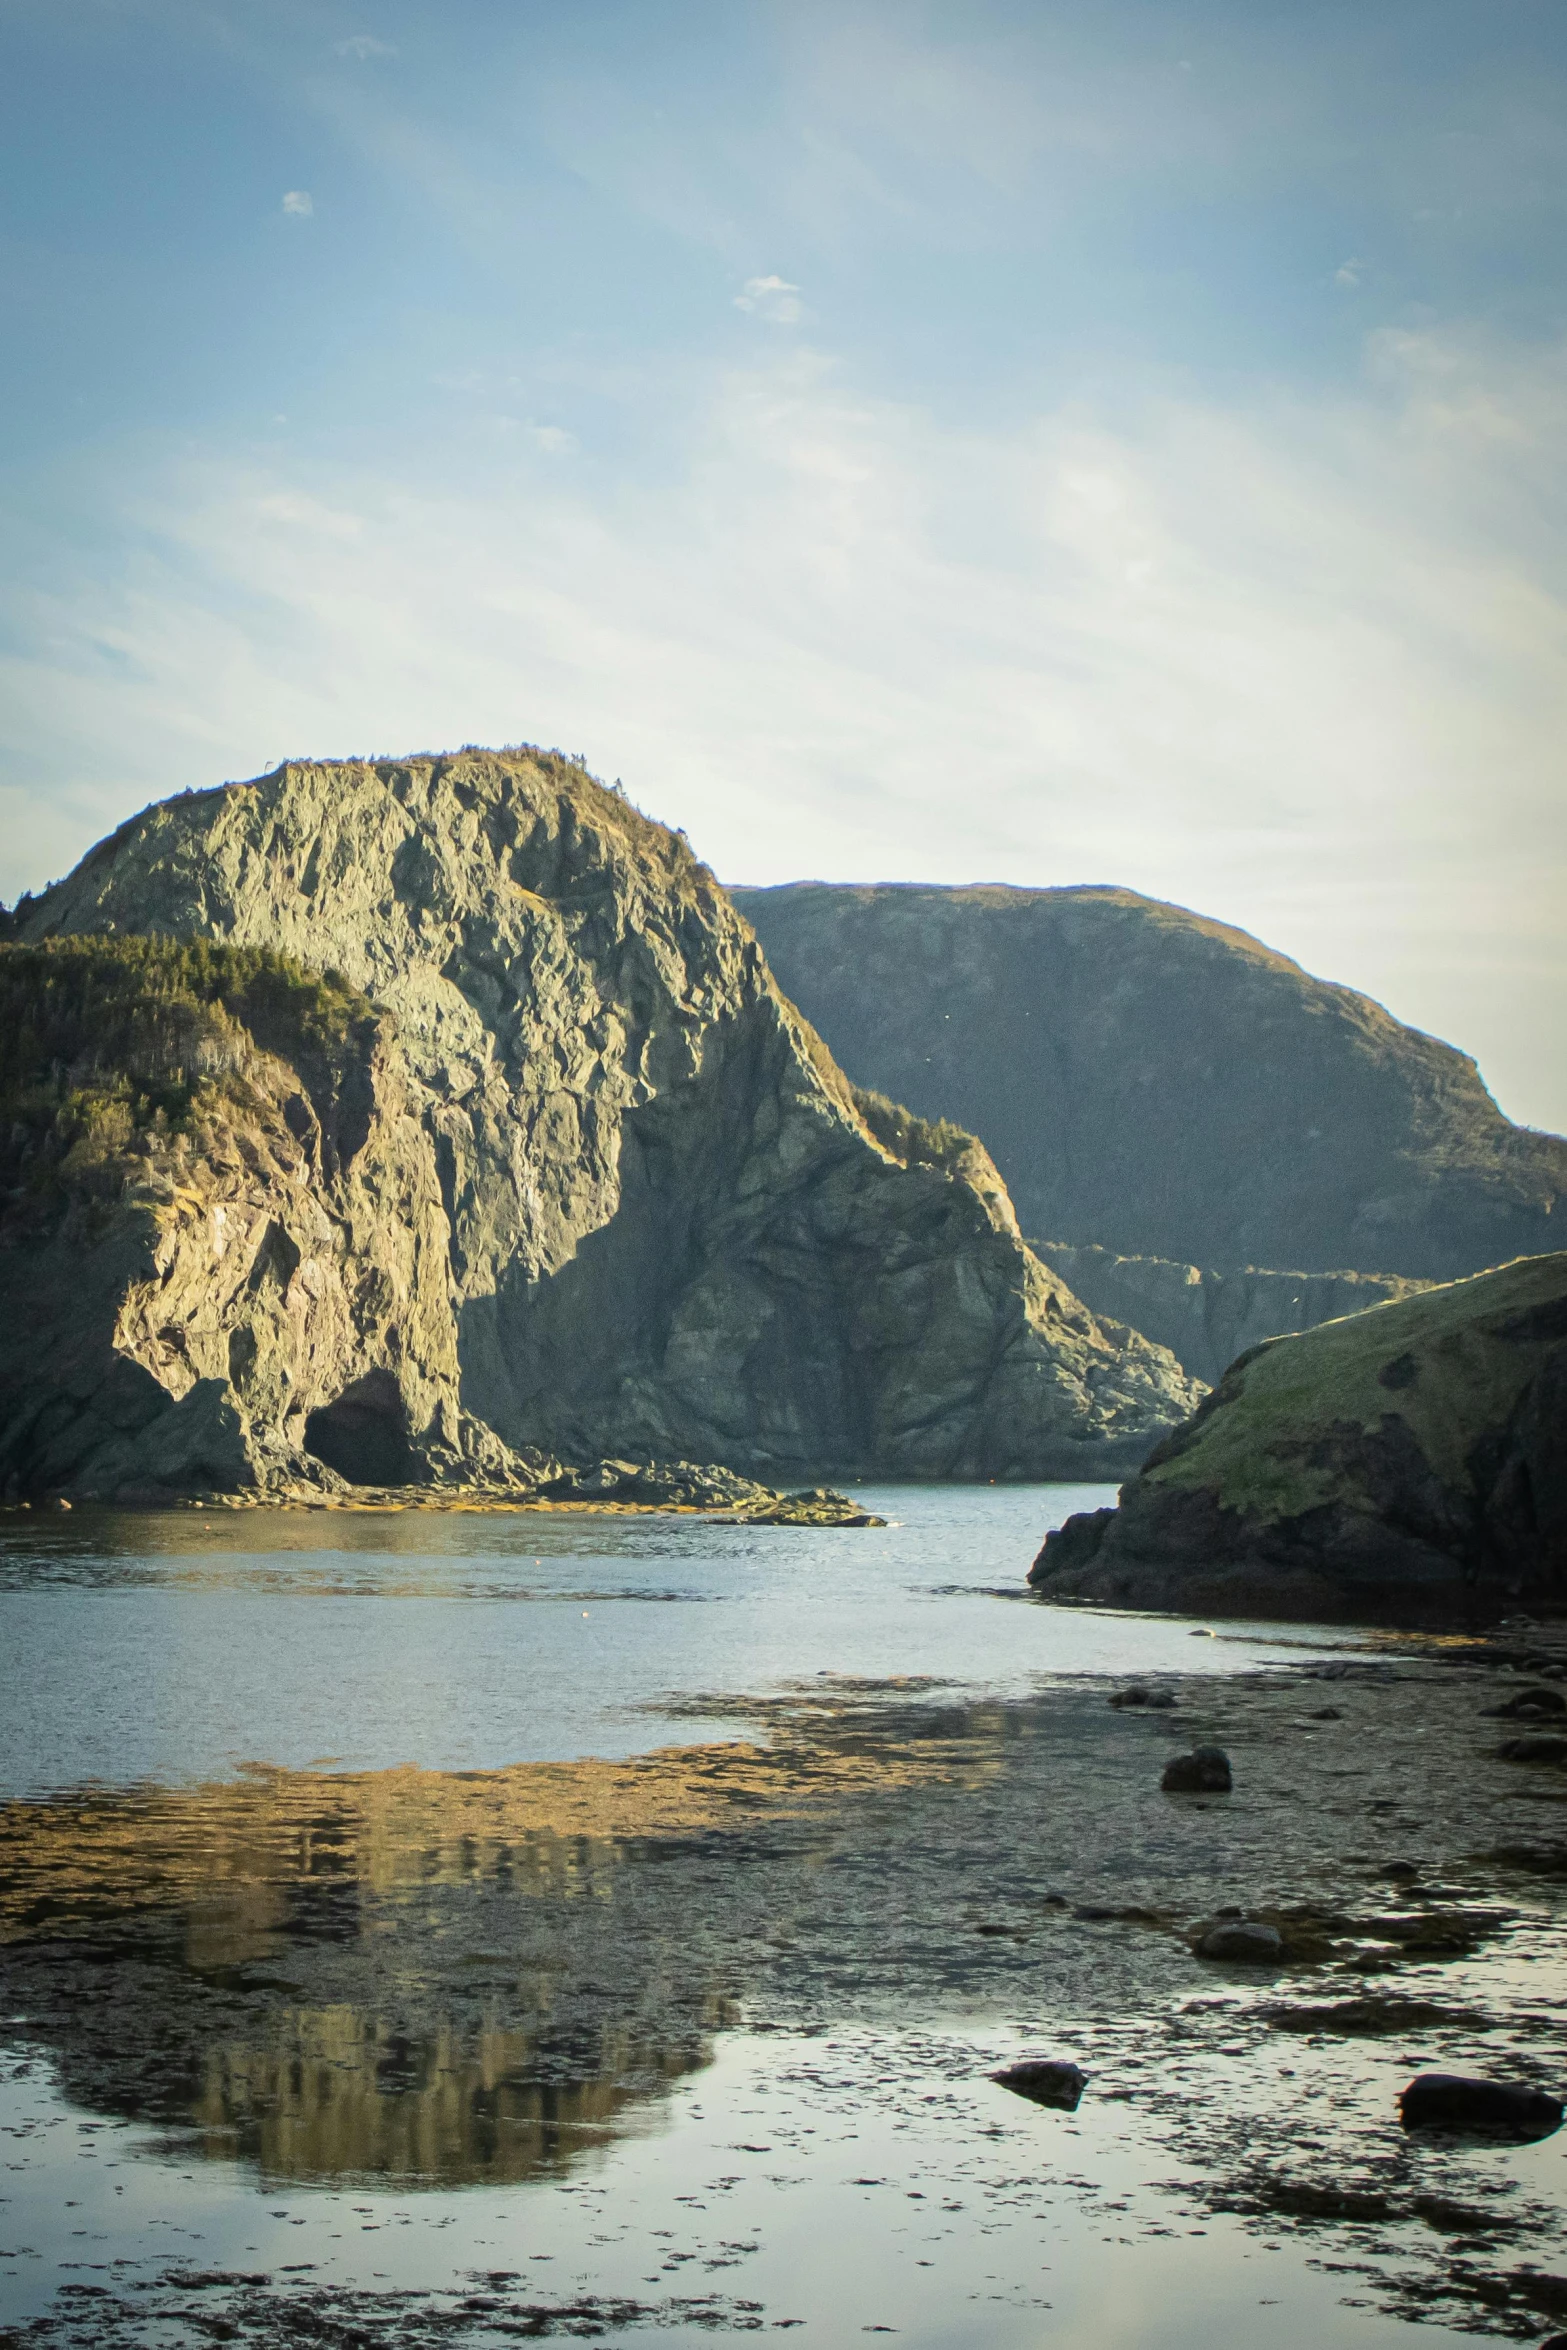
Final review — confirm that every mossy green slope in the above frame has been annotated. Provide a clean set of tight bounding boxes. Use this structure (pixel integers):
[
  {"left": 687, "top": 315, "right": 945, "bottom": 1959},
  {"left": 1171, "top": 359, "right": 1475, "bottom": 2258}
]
[{"left": 1030, "top": 1252, "right": 1567, "bottom": 1624}]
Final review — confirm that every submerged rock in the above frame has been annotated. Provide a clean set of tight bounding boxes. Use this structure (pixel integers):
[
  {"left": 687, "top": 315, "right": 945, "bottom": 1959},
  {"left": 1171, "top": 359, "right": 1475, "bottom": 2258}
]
[
  {"left": 1028, "top": 1253, "right": 1567, "bottom": 1625},
  {"left": 1197, "top": 1921, "right": 1282, "bottom": 1963},
  {"left": 1399, "top": 2073, "right": 1564, "bottom": 2140},
  {"left": 1496, "top": 1735, "right": 1567, "bottom": 1764},
  {"left": 991, "top": 2059, "right": 1088, "bottom": 2111},
  {"left": 1107, "top": 1685, "right": 1177, "bottom": 1709},
  {"left": 1161, "top": 1747, "right": 1233, "bottom": 1793},
  {"left": 0, "top": 752, "right": 1201, "bottom": 1503},
  {"left": 1484, "top": 1688, "right": 1567, "bottom": 1719},
  {"left": 743, "top": 1488, "right": 886, "bottom": 1527}
]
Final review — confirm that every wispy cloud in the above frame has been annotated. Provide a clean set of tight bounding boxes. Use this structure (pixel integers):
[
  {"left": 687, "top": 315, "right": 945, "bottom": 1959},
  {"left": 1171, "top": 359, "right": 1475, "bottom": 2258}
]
[
  {"left": 334, "top": 35, "right": 397, "bottom": 61},
  {"left": 1335, "top": 256, "right": 1364, "bottom": 286},
  {"left": 2, "top": 332, "right": 1565, "bottom": 1126},
  {"left": 281, "top": 189, "right": 313, "bottom": 217},
  {"left": 734, "top": 275, "right": 801, "bottom": 324}
]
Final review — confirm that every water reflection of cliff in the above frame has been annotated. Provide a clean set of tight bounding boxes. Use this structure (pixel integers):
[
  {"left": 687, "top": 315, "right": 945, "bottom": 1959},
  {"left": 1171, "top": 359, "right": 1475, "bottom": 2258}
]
[
  {"left": 192, "top": 2011, "right": 715, "bottom": 2185},
  {"left": 0, "top": 1690, "right": 999, "bottom": 2186}
]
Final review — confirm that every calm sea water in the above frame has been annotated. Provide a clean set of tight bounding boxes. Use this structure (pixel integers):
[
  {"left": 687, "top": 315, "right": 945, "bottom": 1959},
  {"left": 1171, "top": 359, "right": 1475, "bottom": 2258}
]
[
  {"left": 0, "top": 1484, "right": 1348, "bottom": 1797},
  {"left": 0, "top": 1488, "right": 1524, "bottom": 2350}
]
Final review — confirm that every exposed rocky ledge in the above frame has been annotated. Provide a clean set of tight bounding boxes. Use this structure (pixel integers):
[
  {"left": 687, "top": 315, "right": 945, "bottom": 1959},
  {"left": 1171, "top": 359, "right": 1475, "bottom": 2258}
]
[
  {"left": 0, "top": 750, "right": 1200, "bottom": 1502},
  {"left": 1032, "top": 1239, "right": 1431, "bottom": 1387},
  {"left": 1028, "top": 1252, "right": 1567, "bottom": 1624}
]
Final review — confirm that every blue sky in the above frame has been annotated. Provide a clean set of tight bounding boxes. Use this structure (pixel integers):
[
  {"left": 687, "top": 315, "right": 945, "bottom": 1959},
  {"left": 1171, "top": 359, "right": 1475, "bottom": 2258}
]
[{"left": 3, "top": 0, "right": 1565, "bottom": 1128}]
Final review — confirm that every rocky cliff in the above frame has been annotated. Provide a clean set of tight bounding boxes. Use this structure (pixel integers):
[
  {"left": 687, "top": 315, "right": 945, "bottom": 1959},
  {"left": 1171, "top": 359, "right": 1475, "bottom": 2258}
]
[
  {"left": 1033, "top": 1241, "right": 1432, "bottom": 1388},
  {"left": 733, "top": 883, "right": 1565, "bottom": 1282},
  {"left": 1, "top": 752, "right": 1200, "bottom": 1498},
  {"left": 1028, "top": 1253, "right": 1567, "bottom": 1624}
]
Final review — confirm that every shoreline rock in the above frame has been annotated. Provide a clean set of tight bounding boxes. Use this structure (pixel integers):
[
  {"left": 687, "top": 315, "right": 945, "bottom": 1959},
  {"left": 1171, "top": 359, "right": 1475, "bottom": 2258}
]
[{"left": 1028, "top": 1252, "right": 1567, "bottom": 1625}]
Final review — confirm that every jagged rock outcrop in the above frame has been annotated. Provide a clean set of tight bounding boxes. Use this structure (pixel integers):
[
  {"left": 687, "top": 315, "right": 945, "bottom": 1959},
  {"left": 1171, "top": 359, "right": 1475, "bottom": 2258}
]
[
  {"left": 733, "top": 882, "right": 1565, "bottom": 1282},
  {"left": 2, "top": 751, "right": 1200, "bottom": 1497},
  {"left": 1033, "top": 1241, "right": 1432, "bottom": 1387},
  {"left": 0, "top": 939, "right": 543, "bottom": 1502},
  {"left": 1028, "top": 1253, "right": 1567, "bottom": 1624}
]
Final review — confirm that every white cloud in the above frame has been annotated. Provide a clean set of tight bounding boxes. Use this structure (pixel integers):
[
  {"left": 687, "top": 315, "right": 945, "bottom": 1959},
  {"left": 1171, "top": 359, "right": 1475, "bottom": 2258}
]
[
  {"left": 1335, "top": 256, "right": 1363, "bottom": 286},
  {"left": 2, "top": 332, "right": 1565, "bottom": 1128},
  {"left": 526, "top": 424, "right": 577, "bottom": 456},
  {"left": 281, "top": 189, "right": 314, "bottom": 217},
  {"left": 334, "top": 35, "right": 396, "bottom": 59},
  {"left": 734, "top": 274, "right": 802, "bottom": 325}
]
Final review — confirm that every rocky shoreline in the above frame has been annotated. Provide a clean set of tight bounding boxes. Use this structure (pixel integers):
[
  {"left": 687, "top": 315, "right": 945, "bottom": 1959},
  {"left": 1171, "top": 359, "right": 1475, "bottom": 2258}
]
[
  {"left": 1030, "top": 1250, "right": 1567, "bottom": 1625},
  {"left": 0, "top": 1466, "right": 884, "bottom": 1525},
  {"left": 5, "top": 1622, "right": 1567, "bottom": 2342}
]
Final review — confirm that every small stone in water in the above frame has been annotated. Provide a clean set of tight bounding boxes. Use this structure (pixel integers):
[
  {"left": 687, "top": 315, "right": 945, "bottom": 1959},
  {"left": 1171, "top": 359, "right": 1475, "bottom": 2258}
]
[
  {"left": 1161, "top": 1746, "right": 1233, "bottom": 1793},
  {"left": 1198, "top": 1921, "right": 1283, "bottom": 1963},
  {"left": 991, "top": 2059, "right": 1088, "bottom": 2111},
  {"left": 1399, "top": 2073, "right": 1564, "bottom": 2140}
]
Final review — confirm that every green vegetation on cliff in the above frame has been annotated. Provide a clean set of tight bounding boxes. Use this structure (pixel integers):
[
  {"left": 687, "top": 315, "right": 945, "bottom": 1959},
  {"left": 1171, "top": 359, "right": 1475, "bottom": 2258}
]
[
  {"left": 1029, "top": 1251, "right": 1567, "bottom": 1623},
  {"left": 0, "top": 938, "right": 376, "bottom": 1224}
]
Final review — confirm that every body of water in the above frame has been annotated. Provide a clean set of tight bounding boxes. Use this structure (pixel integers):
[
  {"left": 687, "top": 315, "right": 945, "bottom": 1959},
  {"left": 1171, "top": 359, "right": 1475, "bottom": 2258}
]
[{"left": 1, "top": 1487, "right": 1559, "bottom": 2349}]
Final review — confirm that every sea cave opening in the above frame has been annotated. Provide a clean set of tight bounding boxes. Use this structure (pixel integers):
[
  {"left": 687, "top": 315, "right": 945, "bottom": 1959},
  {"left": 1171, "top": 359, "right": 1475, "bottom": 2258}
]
[{"left": 303, "top": 1370, "right": 416, "bottom": 1486}]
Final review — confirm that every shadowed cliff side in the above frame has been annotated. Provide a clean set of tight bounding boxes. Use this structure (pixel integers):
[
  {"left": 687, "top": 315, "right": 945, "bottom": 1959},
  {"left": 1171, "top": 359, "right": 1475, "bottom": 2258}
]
[
  {"left": 732, "top": 882, "right": 1565, "bottom": 1282},
  {"left": 1033, "top": 1241, "right": 1433, "bottom": 1387},
  {"left": 8, "top": 752, "right": 1200, "bottom": 1489},
  {"left": 1028, "top": 1252, "right": 1567, "bottom": 1624}
]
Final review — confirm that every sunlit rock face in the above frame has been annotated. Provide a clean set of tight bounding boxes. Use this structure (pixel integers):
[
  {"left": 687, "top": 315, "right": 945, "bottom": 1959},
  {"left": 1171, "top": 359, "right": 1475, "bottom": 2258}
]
[{"left": 4, "top": 750, "right": 1199, "bottom": 1494}]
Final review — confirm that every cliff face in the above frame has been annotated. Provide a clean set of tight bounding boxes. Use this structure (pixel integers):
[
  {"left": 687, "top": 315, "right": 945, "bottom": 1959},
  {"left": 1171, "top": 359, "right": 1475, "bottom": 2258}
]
[
  {"left": 1028, "top": 1253, "right": 1567, "bottom": 1624},
  {"left": 1033, "top": 1242, "right": 1432, "bottom": 1388},
  {"left": 6, "top": 753, "right": 1199, "bottom": 1495},
  {"left": 0, "top": 940, "right": 526, "bottom": 1502},
  {"left": 733, "top": 883, "right": 1565, "bottom": 1282}
]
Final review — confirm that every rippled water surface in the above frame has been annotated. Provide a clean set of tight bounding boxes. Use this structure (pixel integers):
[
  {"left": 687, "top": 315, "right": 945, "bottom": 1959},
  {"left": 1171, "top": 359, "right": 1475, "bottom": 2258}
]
[
  {"left": 1, "top": 1489, "right": 1561, "bottom": 2348},
  {"left": 0, "top": 1485, "right": 1338, "bottom": 1794}
]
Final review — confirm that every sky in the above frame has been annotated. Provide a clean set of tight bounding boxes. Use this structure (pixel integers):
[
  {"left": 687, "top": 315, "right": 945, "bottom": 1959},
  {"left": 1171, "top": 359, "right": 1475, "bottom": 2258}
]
[{"left": 2, "top": 0, "right": 1565, "bottom": 1131}]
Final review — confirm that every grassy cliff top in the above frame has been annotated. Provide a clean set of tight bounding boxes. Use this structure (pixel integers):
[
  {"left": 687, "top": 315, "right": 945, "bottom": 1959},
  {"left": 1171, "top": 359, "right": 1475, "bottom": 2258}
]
[{"left": 1144, "top": 1250, "right": 1567, "bottom": 1520}]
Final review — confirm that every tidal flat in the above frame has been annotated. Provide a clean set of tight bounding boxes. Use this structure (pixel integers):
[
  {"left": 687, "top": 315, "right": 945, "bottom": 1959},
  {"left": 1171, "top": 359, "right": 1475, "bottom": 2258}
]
[{"left": 1, "top": 1489, "right": 1564, "bottom": 2348}]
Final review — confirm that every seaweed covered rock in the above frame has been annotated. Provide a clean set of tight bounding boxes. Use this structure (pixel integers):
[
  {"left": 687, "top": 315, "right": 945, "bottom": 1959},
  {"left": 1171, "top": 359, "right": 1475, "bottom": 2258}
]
[
  {"left": 1, "top": 751, "right": 1200, "bottom": 1499},
  {"left": 1028, "top": 1254, "right": 1567, "bottom": 1624}
]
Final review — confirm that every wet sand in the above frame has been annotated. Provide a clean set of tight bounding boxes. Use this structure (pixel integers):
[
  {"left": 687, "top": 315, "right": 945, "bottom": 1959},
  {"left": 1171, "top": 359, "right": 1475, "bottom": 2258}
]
[{"left": 2, "top": 1628, "right": 1566, "bottom": 2343}]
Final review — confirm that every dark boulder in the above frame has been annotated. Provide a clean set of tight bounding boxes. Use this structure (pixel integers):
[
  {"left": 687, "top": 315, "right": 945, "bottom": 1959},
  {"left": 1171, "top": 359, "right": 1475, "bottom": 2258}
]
[
  {"left": 1484, "top": 1687, "right": 1567, "bottom": 1718},
  {"left": 1107, "top": 1685, "right": 1177, "bottom": 1709},
  {"left": 1161, "top": 1746, "right": 1233, "bottom": 1793},
  {"left": 991, "top": 2059, "right": 1088, "bottom": 2111},
  {"left": 1198, "top": 1921, "right": 1283, "bottom": 1962},
  {"left": 1399, "top": 2073, "right": 1563, "bottom": 2140},
  {"left": 1497, "top": 1735, "right": 1567, "bottom": 1764}
]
